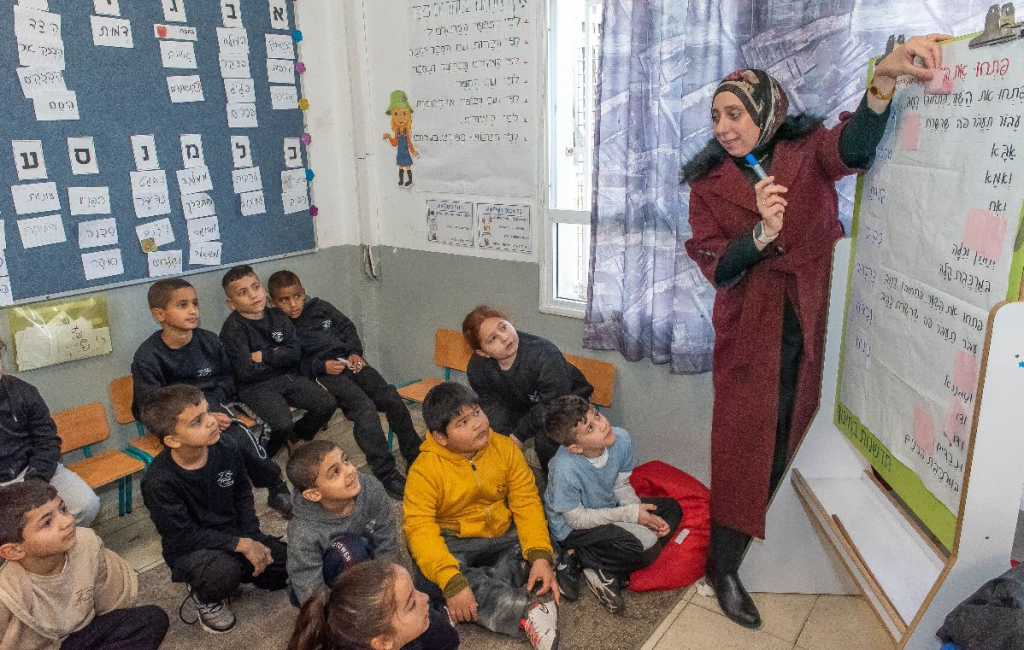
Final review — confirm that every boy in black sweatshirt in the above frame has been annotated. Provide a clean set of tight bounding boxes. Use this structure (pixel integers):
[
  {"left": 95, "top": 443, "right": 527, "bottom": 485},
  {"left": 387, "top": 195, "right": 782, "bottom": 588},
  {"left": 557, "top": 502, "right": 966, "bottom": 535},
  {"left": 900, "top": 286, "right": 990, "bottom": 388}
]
[
  {"left": 267, "top": 270, "right": 419, "bottom": 498},
  {"left": 131, "top": 277, "right": 293, "bottom": 517},
  {"left": 219, "top": 265, "right": 336, "bottom": 460},
  {"left": 139, "top": 384, "right": 288, "bottom": 634}
]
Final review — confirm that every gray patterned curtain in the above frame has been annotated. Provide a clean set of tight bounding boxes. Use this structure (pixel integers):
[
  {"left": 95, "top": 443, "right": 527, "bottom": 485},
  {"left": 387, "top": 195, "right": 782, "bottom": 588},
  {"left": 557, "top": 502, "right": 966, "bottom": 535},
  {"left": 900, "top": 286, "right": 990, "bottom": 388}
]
[{"left": 583, "top": 0, "right": 977, "bottom": 374}]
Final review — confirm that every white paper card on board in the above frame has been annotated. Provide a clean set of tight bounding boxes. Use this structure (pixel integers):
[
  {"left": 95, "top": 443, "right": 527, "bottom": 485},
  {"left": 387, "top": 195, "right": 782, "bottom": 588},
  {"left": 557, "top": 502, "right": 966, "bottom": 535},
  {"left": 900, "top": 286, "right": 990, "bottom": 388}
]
[
  {"left": 219, "top": 53, "right": 250, "bottom": 78},
  {"left": 239, "top": 190, "right": 266, "bottom": 215},
  {"left": 283, "top": 137, "right": 302, "bottom": 168},
  {"left": 18, "top": 0, "right": 48, "bottom": 11},
  {"left": 90, "top": 16, "right": 133, "bottom": 48},
  {"left": 224, "top": 77, "right": 255, "bottom": 104},
  {"left": 167, "top": 75, "right": 204, "bottom": 103},
  {"left": 0, "top": 252, "right": 9, "bottom": 277},
  {"left": 12, "top": 140, "right": 47, "bottom": 181},
  {"left": 78, "top": 218, "right": 118, "bottom": 249},
  {"left": 17, "top": 66, "right": 65, "bottom": 99},
  {"left": 148, "top": 249, "right": 182, "bottom": 277},
  {"left": 161, "top": 0, "right": 186, "bottom": 23},
  {"left": 268, "top": 0, "right": 289, "bottom": 30},
  {"left": 181, "top": 192, "right": 215, "bottom": 219},
  {"left": 190, "top": 241, "right": 221, "bottom": 266},
  {"left": 0, "top": 225, "right": 7, "bottom": 250},
  {"left": 131, "top": 135, "right": 159, "bottom": 171},
  {"left": 18, "top": 213, "right": 66, "bottom": 248},
  {"left": 136, "top": 218, "right": 175, "bottom": 247},
  {"left": 266, "top": 58, "right": 294, "bottom": 84},
  {"left": 82, "top": 248, "right": 123, "bottom": 280},
  {"left": 130, "top": 170, "right": 168, "bottom": 196},
  {"left": 230, "top": 135, "right": 251, "bottom": 168},
  {"left": 270, "top": 85, "right": 297, "bottom": 110},
  {"left": 265, "top": 34, "right": 294, "bottom": 60},
  {"left": 179, "top": 134, "right": 204, "bottom": 168},
  {"left": 68, "top": 187, "right": 111, "bottom": 215},
  {"left": 93, "top": 0, "right": 120, "bottom": 16},
  {"left": 33, "top": 91, "right": 79, "bottom": 121},
  {"left": 67, "top": 137, "right": 98, "bottom": 175},
  {"left": 220, "top": 0, "right": 242, "bottom": 28},
  {"left": 14, "top": 7, "right": 61, "bottom": 43},
  {"left": 187, "top": 215, "right": 219, "bottom": 242},
  {"left": 226, "top": 103, "right": 258, "bottom": 128},
  {"left": 231, "top": 166, "right": 262, "bottom": 194},
  {"left": 216, "top": 27, "right": 248, "bottom": 53},
  {"left": 177, "top": 166, "right": 213, "bottom": 194},
  {"left": 282, "top": 190, "right": 308, "bottom": 215},
  {"left": 159, "top": 40, "right": 196, "bottom": 69},
  {"left": 18, "top": 39, "right": 65, "bottom": 69},
  {"left": 153, "top": 24, "right": 196, "bottom": 41},
  {"left": 281, "top": 168, "right": 306, "bottom": 194},
  {"left": 11, "top": 182, "right": 60, "bottom": 215},
  {"left": 0, "top": 277, "right": 12, "bottom": 306},
  {"left": 132, "top": 191, "right": 171, "bottom": 219}
]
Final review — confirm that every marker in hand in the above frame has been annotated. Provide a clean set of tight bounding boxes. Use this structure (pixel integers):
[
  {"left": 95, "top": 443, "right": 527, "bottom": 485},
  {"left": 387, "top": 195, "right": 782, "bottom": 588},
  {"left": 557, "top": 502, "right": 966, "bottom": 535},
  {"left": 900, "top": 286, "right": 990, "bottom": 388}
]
[{"left": 745, "top": 154, "right": 772, "bottom": 184}]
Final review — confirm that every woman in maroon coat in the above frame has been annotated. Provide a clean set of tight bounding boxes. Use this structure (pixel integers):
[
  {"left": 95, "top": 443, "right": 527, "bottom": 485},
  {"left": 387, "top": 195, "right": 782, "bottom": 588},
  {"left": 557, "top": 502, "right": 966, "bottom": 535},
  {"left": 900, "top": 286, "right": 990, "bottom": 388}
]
[{"left": 681, "top": 34, "right": 948, "bottom": 628}]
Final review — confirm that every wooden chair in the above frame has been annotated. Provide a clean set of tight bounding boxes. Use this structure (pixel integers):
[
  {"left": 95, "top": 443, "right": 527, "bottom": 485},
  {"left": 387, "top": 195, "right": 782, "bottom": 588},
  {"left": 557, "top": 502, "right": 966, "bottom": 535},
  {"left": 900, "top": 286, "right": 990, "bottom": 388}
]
[
  {"left": 393, "top": 328, "right": 474, "bottom": 447},
  {"left": 565, "top": 354, "right": 617, "bottom": 409},
  {"left": 54, "top": 402, "right": 145, "bottom": 516}
]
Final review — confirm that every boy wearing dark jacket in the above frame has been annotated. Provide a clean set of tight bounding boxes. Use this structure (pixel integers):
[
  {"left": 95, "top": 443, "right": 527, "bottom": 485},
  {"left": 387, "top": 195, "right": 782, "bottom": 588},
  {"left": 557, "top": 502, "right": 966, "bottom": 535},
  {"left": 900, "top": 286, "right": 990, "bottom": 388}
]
[
  {"left": 0, "top": 340, "right": 99, "bottom": 526},
  {"left": 219, "top": 266, "right": 336, "bottom": 459},
  {"left": 268, "top": 270, "right": 420, "bottom": 498},
  {"left": 132, "top": 277, "right": 293, "bottom": 517}
]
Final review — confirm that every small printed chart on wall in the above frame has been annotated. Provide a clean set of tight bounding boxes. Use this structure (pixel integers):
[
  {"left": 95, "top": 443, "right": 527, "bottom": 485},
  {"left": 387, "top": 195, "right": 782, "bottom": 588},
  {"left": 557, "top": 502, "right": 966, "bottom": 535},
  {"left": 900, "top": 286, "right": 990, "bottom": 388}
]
[
  {"left": 0, "top": 0, "right": 316, "bottom": 305},
  {"left": 402, "top": 0, "right": 539, "bottom": 196},
  {"left": 426, "top": 199, "right": 531, "bottom": 251},
  {"left": 836, "top": 32, "right": 1024, "bottom": 548}
]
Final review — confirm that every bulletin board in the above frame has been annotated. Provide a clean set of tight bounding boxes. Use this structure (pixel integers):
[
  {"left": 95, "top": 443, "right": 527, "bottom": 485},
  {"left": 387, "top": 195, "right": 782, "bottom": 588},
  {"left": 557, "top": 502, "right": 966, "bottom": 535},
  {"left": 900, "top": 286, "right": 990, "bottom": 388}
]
[
  {"left": 835, "top": 34, "right": 1024, "bottom": 548},
  {"left": 0, "top": 0, "right": 315, "bottom": 306}
]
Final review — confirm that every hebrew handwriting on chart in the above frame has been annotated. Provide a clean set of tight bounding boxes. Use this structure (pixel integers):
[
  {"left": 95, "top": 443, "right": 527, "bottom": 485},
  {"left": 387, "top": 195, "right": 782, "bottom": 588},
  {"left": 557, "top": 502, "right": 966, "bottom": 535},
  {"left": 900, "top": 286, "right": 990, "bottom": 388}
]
[
  {"left": 406, "top": 0, "right": 538, "bottom": 196},
  {"left": 8, "top": 296, "right": 113, "bottom": 371},
  {"left": 837, "top": 36, "right": 1024, "bottom": 534}
]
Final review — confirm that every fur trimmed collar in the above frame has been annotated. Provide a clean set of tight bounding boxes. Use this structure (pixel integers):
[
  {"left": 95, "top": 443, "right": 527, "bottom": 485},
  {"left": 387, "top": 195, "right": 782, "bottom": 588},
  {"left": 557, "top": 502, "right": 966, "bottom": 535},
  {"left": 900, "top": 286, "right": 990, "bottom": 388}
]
[{"left": 679, "top": 113, "right": 825, "bottom": 185}]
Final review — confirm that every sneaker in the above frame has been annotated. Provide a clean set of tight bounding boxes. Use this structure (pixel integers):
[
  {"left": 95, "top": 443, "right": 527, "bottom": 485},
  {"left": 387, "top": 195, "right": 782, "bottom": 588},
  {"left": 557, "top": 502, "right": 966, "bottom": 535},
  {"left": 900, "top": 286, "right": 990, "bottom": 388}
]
[
  {"left": 267, "top": 483, "right": 294, "bottom": 519},
  {"left": 380, "top": 471, "right": 407, "bottom": 500},
  {"left": 520, "top": 602, "right": 559, "bottom": 650},
  {"left": 554, "top": 551, "right": 582, "bottom": 602},
  {"left": 583, "top": 568, "right": 625, "bottom": 614},
  {"left": 183, "top": 586, "right": 236, "bottom": 634}
]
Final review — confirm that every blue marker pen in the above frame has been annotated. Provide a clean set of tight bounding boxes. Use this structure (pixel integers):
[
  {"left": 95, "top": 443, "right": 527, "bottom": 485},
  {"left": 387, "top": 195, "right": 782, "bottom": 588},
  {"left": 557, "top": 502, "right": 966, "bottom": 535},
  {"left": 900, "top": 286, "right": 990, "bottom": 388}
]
[{"left": 744, "top": 153, "right": 771, "bottom": 183}]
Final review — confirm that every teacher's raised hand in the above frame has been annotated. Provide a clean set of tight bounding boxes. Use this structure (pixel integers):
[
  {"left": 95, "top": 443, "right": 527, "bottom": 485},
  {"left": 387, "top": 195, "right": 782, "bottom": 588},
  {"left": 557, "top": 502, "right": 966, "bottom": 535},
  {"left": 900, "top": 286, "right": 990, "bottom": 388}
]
[{"left": 874, "top": 33, "right": 954, "bottom": 83}]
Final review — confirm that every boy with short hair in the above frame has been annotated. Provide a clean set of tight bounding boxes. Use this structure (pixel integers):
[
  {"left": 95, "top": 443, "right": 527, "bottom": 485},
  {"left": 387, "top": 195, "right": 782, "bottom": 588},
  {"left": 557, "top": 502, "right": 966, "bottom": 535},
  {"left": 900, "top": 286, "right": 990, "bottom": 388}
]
[
  {"left": 284, "top": 439, "right": 398, "bottom": 605},
  {"left": 404, "top": 381, "right": 560, "bottom": 650},
  {"left": 0, "top": 338, "right": 99, "bottom": 527},
  {"left": 0, "top": 479, "right": 168, "bottom": 650},
  {"left": 132, "top": 277, "right": 293, "bottom": 517},
  {"left": 140, "top": 384, "right": 289, "bottom": 634},
  {"left": 268, "top": 270, "right": 421, "bottom": 498},
  {"left": 219, "top": 265, "right": 336, "bottom": 459},
  {"left": 544, "top": 395, "right": 682, "bottom": 614}
]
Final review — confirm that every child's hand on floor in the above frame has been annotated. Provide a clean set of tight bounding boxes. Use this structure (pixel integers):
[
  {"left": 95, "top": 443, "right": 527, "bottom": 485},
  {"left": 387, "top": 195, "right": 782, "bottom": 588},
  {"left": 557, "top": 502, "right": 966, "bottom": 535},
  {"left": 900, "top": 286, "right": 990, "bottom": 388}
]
[
  {"left": 527, "top": 558, "right": 561, "bottom": 604},
  {"left": 446, "top": 586, "right": 479, "bottom": 623},
  {"left": 236, "top": 538, "right": 273, "bottom": 576},
  {"left": 638, "top": 504, "right": 671, "bottom": 537}
]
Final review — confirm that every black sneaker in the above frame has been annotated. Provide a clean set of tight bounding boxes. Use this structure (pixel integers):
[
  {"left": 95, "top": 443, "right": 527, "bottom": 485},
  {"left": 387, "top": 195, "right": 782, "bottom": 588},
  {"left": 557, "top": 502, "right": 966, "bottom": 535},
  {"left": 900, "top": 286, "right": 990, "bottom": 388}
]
[
  {"left": 555, "top": 551, "right": 582, "bottom": 602},
  {"left": 380, "top": 471, "right": 407, "bottom": 499},
  {"left": 584, "top": 568, "right": 625, "bottom": 614},
  {"left": 267, "top": 484, "right": 294, "bottom": 519}
]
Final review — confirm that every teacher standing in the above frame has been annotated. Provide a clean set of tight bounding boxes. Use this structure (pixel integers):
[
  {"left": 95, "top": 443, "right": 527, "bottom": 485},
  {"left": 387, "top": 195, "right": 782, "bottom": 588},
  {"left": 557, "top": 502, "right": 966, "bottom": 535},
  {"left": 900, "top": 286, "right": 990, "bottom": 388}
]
[{"left": 681, "top": 34, "right": 949, "bottom": 628}]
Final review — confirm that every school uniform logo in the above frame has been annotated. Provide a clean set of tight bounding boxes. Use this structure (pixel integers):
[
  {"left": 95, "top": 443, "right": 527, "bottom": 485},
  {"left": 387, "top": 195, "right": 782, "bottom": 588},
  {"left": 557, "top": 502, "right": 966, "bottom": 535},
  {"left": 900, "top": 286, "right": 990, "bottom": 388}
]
[
  {"left": 323, "top": 319, "right": 332, "bottom": 329},
  {"left": 271, "top": 331, "right": 284, "bottom": 343},
  {"left": 197, "top": 367, "right": 212, "bottom": 377},
  {"left": 528, "top": 390, "right": 541, "bottom": 404},
  {"left": 217, "top": 471, "right": 235, "bottom": 487}
]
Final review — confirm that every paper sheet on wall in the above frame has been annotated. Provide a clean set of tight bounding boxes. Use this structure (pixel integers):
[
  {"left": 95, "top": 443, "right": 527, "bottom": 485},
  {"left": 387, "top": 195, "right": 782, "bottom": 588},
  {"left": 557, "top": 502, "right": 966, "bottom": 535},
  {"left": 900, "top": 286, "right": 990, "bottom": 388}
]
[
  {"left": 405, "top": 0, "right": 539, "bottom": 195},
  {"left": 426, "top": 199, "right": 474, "bottom": 247},
  {"left": 7, "top": 296, "right": 113, "bottom": 371},
  {"left": 476, "top": 202, "right": 531, "bottom": 252},
  {"left": 81, "top": 248, "right": 123, "bottom": 280},
  {"left": 837, "top": 37, "right": 1024, "bottom": 531}
]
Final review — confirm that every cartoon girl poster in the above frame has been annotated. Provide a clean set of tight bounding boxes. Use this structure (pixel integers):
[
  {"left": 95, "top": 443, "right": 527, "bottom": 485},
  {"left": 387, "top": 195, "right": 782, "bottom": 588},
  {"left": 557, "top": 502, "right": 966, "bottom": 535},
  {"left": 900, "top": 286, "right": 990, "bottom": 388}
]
[{"left": 383, "top": 90, "right": 419, "bottom": 187}]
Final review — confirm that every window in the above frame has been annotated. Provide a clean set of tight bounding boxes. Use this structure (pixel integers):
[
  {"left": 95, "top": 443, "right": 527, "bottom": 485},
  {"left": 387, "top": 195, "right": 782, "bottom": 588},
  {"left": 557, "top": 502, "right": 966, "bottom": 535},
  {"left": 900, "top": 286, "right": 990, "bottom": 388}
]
[{"left": 542, "top": 0, "right": 601, "bottom": 317}]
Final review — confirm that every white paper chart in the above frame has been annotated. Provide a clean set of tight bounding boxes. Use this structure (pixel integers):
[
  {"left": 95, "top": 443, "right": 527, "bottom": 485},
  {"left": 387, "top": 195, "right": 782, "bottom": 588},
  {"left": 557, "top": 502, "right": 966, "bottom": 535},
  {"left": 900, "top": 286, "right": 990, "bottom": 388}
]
[
  {"left": 426, "top": 199, "right": 474, "bottom": 247},
  {"left": 476, "top": 202, "right": 530, "bottom": 252},
  {"left": 837, "top": 36, "right": 1024, "bottom": 517}
]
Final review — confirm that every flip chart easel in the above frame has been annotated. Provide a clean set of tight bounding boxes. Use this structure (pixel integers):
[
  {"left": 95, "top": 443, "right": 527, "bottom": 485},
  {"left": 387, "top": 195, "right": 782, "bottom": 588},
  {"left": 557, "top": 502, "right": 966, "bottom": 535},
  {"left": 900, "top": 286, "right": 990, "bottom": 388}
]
[{"left": 738, "top": 6, "right": 1024, "bottom": 648}]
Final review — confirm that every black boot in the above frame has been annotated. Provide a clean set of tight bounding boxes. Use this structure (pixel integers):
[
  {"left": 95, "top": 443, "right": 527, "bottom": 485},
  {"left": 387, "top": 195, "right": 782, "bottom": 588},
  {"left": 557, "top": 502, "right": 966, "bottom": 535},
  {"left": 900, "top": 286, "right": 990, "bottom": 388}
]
[
  {"left": 405, "top": 169, "right": 413, "bottom": 186},
  {"left": 707, "top": 525, "right": 761, "bottom": 629},
  {"left": 398, "top": 169, "right": 405, "bottom": 186}
]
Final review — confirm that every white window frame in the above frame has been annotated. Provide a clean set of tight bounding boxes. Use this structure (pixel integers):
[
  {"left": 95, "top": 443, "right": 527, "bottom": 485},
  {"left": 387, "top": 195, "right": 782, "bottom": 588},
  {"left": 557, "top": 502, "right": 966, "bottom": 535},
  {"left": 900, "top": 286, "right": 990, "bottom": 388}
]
[{"left": 540, "top": 0, "right": 600, "bottom": 319}]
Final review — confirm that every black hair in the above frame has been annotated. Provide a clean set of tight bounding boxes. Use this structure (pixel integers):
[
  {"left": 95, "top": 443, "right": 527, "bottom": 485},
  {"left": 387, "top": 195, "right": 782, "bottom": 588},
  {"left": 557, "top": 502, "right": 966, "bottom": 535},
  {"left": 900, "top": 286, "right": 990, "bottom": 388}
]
[
  {"left": 221, "top": 264, "right": 257, "bottom": 291},
  {"left": 422, "top": 382, "right": 480, "bottom": 435},
  {"left": 0, "top": 480, "right": 59, "bottom": 545},
  {"left": 267, "top": 270, "right": 303, "bottom": 297},
  {"left": 140, "top": 384, "right": 205, "bottom": 441},
  {"left": 544, "top": 395, "right": 593, "bottom": 446},
  {"left": 147, "top": 277, "right": 195, "bottom": 309},
  {"left": 286, "top": 439, "right": 341, "bottom": 492}
]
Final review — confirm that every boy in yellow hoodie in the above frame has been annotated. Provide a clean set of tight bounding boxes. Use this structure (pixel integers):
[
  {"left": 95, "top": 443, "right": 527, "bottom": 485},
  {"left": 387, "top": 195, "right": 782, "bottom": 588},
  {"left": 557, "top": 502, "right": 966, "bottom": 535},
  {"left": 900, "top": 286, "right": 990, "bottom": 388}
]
[{"left": 404, "top": 382, "right": 560, "bottom": 650}]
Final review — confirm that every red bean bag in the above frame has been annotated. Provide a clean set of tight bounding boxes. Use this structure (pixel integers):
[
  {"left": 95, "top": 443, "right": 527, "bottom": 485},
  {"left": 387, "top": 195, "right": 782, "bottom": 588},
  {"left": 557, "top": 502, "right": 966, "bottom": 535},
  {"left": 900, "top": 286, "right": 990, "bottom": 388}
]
[{"left": 628, "top": 460, "right": 711, "bottom": 591}]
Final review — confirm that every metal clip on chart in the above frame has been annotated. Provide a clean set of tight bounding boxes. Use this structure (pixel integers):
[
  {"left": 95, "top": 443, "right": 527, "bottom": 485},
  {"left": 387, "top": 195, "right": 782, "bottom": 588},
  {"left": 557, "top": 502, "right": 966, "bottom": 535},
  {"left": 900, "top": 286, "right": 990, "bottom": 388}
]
[{"left": 969, "top": 3, "right": 1024, "bottom": 49}]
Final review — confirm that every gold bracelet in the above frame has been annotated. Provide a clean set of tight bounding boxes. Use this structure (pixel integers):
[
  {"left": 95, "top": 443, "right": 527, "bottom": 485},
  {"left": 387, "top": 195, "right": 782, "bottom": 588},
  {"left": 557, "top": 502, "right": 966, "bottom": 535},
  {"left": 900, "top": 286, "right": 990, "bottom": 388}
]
[{"left": 869, "top": 82, "right": 895, "bottom": 102}]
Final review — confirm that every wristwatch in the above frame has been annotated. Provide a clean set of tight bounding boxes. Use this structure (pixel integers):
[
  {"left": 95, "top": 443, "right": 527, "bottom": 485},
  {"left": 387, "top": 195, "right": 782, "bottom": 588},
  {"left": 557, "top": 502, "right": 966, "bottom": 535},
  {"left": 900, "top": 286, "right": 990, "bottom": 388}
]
[
  {"left": 754, "top": 222, "right": 778, "bottom": 244},
  {"left": 868, "top": 81, "right": 895, "bottom": 102}
]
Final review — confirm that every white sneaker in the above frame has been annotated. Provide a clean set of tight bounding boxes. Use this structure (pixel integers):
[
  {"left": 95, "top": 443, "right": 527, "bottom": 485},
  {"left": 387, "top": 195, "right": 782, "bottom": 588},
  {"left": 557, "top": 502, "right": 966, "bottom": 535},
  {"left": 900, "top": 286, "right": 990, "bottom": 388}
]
[
  {"left": 521, "top": 602, "right": 559, "bottom": 650},
  {"left": 185, "top": 585, "right": 236, "bottom": 634}
]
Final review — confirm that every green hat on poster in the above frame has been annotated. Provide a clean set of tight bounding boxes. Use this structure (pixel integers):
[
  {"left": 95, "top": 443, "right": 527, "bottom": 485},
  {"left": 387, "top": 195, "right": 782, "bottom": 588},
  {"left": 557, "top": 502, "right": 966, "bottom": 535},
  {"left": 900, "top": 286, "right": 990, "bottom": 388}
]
[{"left": 385, "top": 90, "right": 413, "bottom": 114}]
